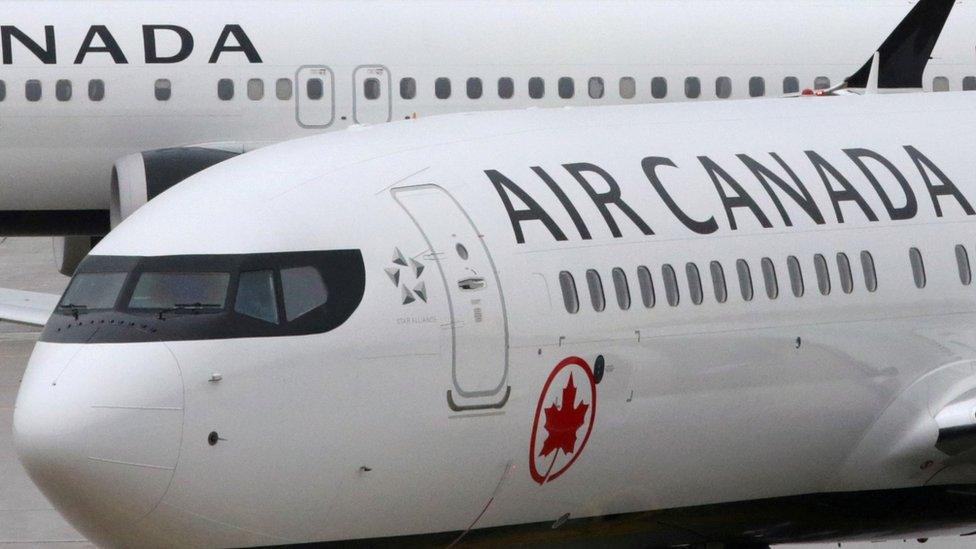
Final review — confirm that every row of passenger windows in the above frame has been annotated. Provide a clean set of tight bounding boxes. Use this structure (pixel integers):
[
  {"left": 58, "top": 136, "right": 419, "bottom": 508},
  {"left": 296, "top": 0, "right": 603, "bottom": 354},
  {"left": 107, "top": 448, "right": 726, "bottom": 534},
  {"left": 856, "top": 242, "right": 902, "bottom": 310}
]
[
  {"left": 2, "top": 75, "right": 972, "bottom": 104},
  {"left": 0, "top": 78, "right": 305, "bottom": 103},
  {"left": 558, "top": 245, "right": 976, "bottom": 315},
  {"left": 558, "top": 251, "right": 882, "bottom": 314},
  {"left": 400, "top": 75, "right": 976, "bottom": 101},
  {"left": 400, "top": 75, "right": 829, "bottom": 101}
]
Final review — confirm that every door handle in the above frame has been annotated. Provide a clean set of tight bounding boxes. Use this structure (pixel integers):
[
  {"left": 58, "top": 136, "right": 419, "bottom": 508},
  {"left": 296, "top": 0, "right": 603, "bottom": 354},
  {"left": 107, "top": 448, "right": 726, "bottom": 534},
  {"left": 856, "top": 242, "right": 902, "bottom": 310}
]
[{"left": 458, "top": 277, "right": 486, "bottom": 291}]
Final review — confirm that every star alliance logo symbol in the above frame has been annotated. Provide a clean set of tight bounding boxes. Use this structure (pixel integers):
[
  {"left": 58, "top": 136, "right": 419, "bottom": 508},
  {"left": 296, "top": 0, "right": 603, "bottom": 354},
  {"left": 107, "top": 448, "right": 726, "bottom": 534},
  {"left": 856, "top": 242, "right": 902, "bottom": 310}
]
[{"left": 385, "top": 248, "right": 427, "bottom": 305}]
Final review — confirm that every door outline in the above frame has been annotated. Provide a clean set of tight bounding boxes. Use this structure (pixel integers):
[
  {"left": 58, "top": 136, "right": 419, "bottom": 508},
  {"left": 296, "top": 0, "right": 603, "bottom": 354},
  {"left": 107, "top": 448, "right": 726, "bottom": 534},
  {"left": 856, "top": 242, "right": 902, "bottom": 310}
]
[
  {"left": 392, "top": 184, "right": 510, "bottom": 408},
  {"left": 353, "top": 64, "right": 393, "bottom": 124},
  {"left": 295, "top": 65, "right": 336, "bottom": 129}
]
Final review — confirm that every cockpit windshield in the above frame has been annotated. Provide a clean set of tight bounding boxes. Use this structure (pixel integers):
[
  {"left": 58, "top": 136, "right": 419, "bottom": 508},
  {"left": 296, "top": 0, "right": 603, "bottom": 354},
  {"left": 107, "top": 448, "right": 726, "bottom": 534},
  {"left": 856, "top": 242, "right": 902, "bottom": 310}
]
[
  {"left": 129, "top": 273, "right": 230, "bottom": 312},
  {"left": 58, "top": 272, "right": 128, "bottom": 312},
  {"left": 42, "top": 250, "right": 365, "bottom": 344}
]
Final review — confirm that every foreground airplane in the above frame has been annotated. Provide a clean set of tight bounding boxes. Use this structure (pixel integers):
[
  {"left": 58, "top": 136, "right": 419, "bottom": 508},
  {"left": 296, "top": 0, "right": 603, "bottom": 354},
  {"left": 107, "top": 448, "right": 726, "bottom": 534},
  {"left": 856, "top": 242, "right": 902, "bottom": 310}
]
[
  {"left": 13, "top": 89, "right": 976, "bottom": 547},
  {"left": 0, "top": 0, "right": 969, "bottom": 247}
]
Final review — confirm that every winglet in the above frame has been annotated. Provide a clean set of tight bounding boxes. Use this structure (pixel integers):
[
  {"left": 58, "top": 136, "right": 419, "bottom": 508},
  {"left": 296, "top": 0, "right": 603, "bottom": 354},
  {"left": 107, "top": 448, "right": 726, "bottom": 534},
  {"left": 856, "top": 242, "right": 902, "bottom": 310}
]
[{"left": 845, "top": 0, "right": 955, "bottom": 90}]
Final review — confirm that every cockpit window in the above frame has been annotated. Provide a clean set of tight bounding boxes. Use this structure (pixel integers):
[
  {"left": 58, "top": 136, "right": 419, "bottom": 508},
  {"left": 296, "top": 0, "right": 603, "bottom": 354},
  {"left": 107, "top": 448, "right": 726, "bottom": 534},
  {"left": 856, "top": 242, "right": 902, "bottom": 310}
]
[
  {"left": 281, "top": 266, "right": 328, "bottom": 321},
  {"left": 41, "top": 250, "right": 365, "bottom": 344},
  {"left": 236, "top": 270, "right": 279, "bottom": 324},
  {"left": 128, "top": 272, "right": 230, "bottom": 311},
  {"left": 59, "top": 272, "right": 128, "bottom": 311}
]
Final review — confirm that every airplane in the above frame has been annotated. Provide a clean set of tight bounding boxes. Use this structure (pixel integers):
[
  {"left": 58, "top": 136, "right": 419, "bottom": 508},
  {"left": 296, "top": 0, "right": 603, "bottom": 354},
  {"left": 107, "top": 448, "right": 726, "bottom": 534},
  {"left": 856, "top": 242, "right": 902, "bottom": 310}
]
[
  {"left": 13, "top": 78, "right": 976, "bottom": 546},
  {"left": 0, "top": 0, "right": 970, "bottom": 266}
]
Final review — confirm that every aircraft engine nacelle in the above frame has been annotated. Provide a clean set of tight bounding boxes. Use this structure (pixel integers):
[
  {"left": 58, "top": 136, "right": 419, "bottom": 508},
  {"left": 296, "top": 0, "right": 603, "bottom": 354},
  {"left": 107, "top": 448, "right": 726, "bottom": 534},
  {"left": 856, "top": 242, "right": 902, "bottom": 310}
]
[{"left": 109, "top": 146, "right": 242, "bottom": 227}]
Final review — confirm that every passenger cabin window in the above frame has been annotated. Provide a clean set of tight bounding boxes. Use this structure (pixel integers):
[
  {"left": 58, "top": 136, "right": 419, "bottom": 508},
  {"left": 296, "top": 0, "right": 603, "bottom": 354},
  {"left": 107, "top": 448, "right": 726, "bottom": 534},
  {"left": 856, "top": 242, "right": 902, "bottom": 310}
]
[
  {"left": 957, "top": 244, "right": 972, "bottom": 285},
  {"left": 276, "top": 78, "right": 293, "bottom": 100},
  {"left": 586, "top": 269, "right": 605, "bottom": 312},
  {"left": 749, "top": 76, "right": 765, "bottom": 97},
  {"left": 217, "top": 79, "right": 234, "bottom": 101},
  {"left": 837, "top": 253, "right": 854, "bottom": 294},
  {"left": 637, "top": 266, "right": 655, "bottom": 308},
  {"left": 56, "top": 79, "right": 71, "bottom": 102},
  {"left": 736, "top": 259, "right": 754, "bottom": 301},
  {"left": 247, "top": 78, "right": 264, "bottom": 101},
  {"left": 26, "top": 80, "right": 41, "bottom": 102},
  {"left": 466, "top": 77, "right": 483, "bottom": 99},
  {"left": 619, "top": 77, "right": 636, "bottom": 99},
  {"left": 662, "top": 264, "right": 679, "bottom": 306},
  {"left": 558, "top": 77, "right": 574, "bottom": 99},
  {"left": 783, "top": 76, "right": 799, "bottom": 94},
  {"left": 400, "top": 77, "right": 416, "bottom": 99},
  {"left": 933, "top": 76, "right": 950, "bottom": 92},
  {"left": 529, "top": 77, "right": 545, "bottom": 99},
  {"left": 686, "top": 263, "right": 703, "bottom": 305},
  {"left": 761, "top": 257, "right": 778, "bottom": 299},
  {"left": 306, "top": 78, "right": 324, "bottom": 100},
  {"left": 88, "top": 79, "right": 105, "bottom": 101},
  {"left": 559, "top": 271, "right": 579, "bottom": 314},
  {"left": 715, "top": 76, "right": 732, "bottom": 98},
  {"left": 59, "top": 272, "right": 128, "bottom": 311},
  {"left": 235, "top": 270, "right": 278, "bottom": 324},
  {"left": 281, "top": 266, "right": 328, "bottom": 321},
  {"left": 154, "top": 79, "right": 171, "bottom": 101},
  {"left": 909, "top": 247, "right": 926, "bottom": 289},
  {"left": 710, "top": 261, "right": 727, "bottom": 303},
  {"left": 787, "top": 255, "right": 804, "bottom": 297},
  {"left": 685, "top": 77, "right": 701, "bottom": 98},
  {"left": 364, "top": 77, "right": 382, "bottom": 100},
  {"left": 588, "top": 77, "right": 605, "bottom": 99},
  {"left": 964, "top": 76, "right": 976, "bottom": 91},
  {"left": 814, "top": 254, "right": 831, "bottom": 295},
  {"left": 498, "top": 77, "right": 514, "bottom": 99},
  {"left": 435, "top": 77, "right": 451, "bottom": 99},
  {"left": 814, "top": 76, "right": 831, "bottom": 90},
  {"left": 612, "top": 267, "right": 630, "bottom": 310},
  {"left": 129, "top": 272, "right": 230, "bottom": 310},
  {"left": 651, "top": 77, "right": 667, "bottom": 99},
  {"left": 861, "top": 251, "right": 878, "bottom": 292}
]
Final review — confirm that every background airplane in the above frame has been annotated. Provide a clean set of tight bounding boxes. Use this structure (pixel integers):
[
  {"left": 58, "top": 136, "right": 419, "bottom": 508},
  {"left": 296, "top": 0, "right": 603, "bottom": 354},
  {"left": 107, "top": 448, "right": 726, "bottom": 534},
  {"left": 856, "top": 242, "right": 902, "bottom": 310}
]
[{"left": 0, "top": 0, "right": 971, "bottom": 254}]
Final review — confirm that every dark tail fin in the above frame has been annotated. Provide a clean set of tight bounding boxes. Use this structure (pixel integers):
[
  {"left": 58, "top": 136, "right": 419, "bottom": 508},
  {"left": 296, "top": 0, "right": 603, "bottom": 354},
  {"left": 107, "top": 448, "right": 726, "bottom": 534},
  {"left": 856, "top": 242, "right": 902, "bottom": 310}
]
[{"left": 846, "top": 0, "right": 956, "bottom": 89}]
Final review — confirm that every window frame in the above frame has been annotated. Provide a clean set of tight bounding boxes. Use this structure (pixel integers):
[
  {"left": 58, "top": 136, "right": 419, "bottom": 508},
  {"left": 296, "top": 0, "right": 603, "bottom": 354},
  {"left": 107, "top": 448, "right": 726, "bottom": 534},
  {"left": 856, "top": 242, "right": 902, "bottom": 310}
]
[
  {"left": 957, "top": 244, "right": 972, "bottom": 286},
  {"left": 586, "top": 269, "right": 606, "bottom": 312},
  {"left": 837, "top": 252, "right": 854, "bottom": 294},
  {"left": 910, "top": 247, "right": 926, "bottom": 289},
  {"left": 611, "top": 267, "right": 631, "bottom": 310},
  {"left": 637, "top": 266, "right": 655, "bottom": 308},
  {"left": 662, "top": 264, "right": 680, "bottom": 306},
  {"left": 761, "top": 257, "right": 778, "bottom": 299},
  {"left": 787, "top": 255, "right": 804, "bottom": 297},
  {"left": 736, "top": 259, "right": 754, "bottom": 301},
  {"left": 559, "top": 271, "right": 579, "bottom": 314},
  {"left": 861, "top": 251, "right": 878, "bottom": 292}
]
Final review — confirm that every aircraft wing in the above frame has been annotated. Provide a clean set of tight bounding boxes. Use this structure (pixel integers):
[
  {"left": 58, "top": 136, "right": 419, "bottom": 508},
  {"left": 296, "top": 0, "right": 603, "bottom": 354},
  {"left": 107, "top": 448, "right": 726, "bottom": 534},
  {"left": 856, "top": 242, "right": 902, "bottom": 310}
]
[{"left": 0, "top": 288, "right": 59, "bottom": 327}]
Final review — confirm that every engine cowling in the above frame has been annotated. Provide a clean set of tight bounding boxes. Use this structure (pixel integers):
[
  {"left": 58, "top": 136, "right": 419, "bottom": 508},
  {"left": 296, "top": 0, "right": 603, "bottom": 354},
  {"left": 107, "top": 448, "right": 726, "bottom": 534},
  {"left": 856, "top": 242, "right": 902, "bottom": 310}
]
[{"left": 109, "top": 146, "right": 242, "bottom": 227}]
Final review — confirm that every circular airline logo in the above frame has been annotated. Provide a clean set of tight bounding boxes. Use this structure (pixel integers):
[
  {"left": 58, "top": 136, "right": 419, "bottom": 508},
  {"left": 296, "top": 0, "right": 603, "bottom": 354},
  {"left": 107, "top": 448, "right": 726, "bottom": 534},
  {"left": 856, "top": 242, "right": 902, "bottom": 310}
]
[{"left": 529, "top": 356, "right": 597, "bottom": 485}]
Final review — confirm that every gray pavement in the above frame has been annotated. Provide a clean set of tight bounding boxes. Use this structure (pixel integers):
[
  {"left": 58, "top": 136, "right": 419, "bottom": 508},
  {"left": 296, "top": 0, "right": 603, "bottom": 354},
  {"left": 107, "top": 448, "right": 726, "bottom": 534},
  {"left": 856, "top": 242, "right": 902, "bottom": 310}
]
[
  {"left": 0, "top": 237, "right": 972, "bottom": 548},
  {"left": 0, "top": 238, "right": 89, "bottom": 547}
]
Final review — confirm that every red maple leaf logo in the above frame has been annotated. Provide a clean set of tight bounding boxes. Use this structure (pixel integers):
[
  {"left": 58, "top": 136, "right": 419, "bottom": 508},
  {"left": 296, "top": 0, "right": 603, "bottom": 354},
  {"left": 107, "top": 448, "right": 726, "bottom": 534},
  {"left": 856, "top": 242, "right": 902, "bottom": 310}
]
[{"left": 539, "top": 374, "right": 589, "bottom": 458}]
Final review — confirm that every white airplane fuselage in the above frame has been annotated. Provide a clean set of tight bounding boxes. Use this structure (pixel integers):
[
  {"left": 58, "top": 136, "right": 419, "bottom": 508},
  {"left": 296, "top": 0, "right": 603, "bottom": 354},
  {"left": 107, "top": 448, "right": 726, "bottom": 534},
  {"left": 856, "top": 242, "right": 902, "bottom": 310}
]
[
  {"left": 1, "top": 0, "right": 976, "bottom": 228},
  {"left": 14, "top": 92, "right": 976, "bottom": 547}
]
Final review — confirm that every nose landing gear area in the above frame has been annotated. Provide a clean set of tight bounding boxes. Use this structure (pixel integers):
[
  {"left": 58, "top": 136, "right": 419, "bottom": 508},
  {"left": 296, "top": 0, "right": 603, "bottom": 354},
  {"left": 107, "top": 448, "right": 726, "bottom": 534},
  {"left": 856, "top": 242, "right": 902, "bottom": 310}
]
[{"left": 13, "top": 341, "right": 184, "bottom": 546}]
